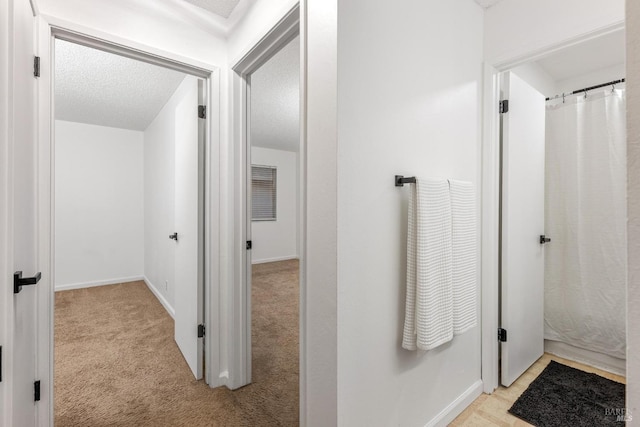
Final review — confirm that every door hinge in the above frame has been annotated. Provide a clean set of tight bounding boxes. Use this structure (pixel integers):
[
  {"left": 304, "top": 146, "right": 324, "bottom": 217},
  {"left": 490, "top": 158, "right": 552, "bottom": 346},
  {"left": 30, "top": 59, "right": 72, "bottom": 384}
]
[
  {"left": 34, "top": 380, "right": 41, "bottom": 401},
  {"left": 33, "top": 56, "right": 40, "bottom": 78},
  {"left": 14, "top": 271, "right": 42, "bottom": 294},
  {"left": 197, "top": 324, "right": 205, "bottom": 338},
  {"left": 246, "top": 240, "right": 252, "bottom": 250},
  {"left": 498, "top": 328, "right": 508, "bottom": 342},
  {"left": 198, "top": 105, "right": 206, "bottom": 119},
  {"left": 0, "top": 346, "right": 2, "bottom": 382},
  {"left": 499, "top": 99, "right": 509, "bottom": 114}
]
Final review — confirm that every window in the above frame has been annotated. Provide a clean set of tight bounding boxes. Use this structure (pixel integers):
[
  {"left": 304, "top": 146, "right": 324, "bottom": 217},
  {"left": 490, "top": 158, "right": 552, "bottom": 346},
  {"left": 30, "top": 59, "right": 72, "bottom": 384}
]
[{"left": 251, "top": 165, "right": 277, "bottom": 221}]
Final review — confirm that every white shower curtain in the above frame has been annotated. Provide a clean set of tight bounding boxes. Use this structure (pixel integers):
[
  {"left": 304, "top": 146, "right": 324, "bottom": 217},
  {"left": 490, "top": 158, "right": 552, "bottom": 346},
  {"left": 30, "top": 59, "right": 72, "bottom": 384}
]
[{"left": 544, "top": 88, "right": 627, "bottom": 359}]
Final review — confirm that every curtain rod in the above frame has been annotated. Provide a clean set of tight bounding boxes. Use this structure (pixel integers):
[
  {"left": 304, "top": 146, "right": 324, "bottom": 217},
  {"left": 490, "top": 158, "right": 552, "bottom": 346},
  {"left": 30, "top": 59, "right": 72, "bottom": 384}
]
[{"left": 545, "top": 78, "right": 625, "bottom": 101}]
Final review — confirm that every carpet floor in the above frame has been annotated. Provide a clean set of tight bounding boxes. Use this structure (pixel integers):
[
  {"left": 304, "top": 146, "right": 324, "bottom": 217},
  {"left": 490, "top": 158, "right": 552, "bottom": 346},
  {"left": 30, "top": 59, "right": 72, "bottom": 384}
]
[
  {"left": 508, "top": 360, "right": 625, "bottom": 426},
  {"left": 55, "top": 259, "right": 299, "bottom": 426}
]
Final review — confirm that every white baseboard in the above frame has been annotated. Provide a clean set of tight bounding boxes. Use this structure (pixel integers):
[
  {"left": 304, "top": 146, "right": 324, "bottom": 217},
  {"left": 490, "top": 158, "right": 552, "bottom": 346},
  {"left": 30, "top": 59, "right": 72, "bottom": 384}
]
[
  {"left": 544, "top": 339, "right": 626, "bottom": 376},
  {"left": 251, "top": 255, "right": 299, "bottom": 265},
  {"left": 55, "top": 275, "right": 144, "bottom": 292},
  {"left": 425, "top": 380, "right": 483, "bottom": 427},
  {"left": 143, "top": 276, "right": 175, "bottom": 319}
]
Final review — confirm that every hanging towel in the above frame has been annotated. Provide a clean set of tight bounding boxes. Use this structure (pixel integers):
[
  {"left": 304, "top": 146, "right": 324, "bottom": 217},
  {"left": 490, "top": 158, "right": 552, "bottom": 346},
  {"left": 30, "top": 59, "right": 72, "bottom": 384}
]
[
  {"left": 449, "top": 180, "right": 477, "bottom": 335},
  {"left": 402, "top": 178, "right": 453, "bottom": 351}
]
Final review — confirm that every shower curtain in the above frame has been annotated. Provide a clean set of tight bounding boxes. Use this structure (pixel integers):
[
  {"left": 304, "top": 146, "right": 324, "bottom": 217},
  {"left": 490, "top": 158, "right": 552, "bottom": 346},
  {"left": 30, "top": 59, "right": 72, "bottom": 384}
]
[{"left": 544, "top": 88, "right": 627, "bottom": 359}]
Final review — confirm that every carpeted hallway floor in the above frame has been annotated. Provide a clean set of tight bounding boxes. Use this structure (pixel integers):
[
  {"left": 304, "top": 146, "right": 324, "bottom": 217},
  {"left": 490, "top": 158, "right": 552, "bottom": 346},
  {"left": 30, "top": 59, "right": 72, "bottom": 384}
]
[{"left": 55, "top": 259, "right": 299, "bottom": 426}]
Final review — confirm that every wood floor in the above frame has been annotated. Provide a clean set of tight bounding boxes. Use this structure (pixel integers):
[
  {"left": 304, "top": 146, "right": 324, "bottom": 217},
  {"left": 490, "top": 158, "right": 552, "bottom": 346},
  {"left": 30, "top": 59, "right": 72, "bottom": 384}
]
[{"left": 450, "top": 353, "right": 626, "bottom": 426}]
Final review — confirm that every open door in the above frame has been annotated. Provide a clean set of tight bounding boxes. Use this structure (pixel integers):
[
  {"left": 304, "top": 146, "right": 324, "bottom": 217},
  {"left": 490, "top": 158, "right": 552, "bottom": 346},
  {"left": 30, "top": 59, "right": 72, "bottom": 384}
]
[
  {"left": 500, "top": 71, "right": 546, "bottom": 387},
  {"left": 173, "top": 76, "right": 204, "bottom": 380}
]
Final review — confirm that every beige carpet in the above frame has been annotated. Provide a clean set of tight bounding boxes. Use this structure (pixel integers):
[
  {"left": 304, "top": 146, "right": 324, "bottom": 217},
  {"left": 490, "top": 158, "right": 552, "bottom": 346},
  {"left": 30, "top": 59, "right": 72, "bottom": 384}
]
[{"left": 55, "top": 260, "right": 299, "bottom": 426}]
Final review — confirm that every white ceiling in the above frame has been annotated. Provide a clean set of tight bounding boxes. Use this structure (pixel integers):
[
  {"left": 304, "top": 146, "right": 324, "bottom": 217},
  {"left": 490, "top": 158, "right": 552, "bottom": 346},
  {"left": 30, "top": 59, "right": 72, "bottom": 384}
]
[
  {"left": 473, "top": 0, "right": 505, "bottom": 9},
  {"left": 535, "top": 31, "right": 626, "bottom": 82},
  {"left": 250, "top": 36, "right": 300, "bottom": 153},
  {"left": 182, "top": 0, "right": 241, "bottom": 19},
  {"left": 55, "top": 39, "right": 187, "bottom": 131}
]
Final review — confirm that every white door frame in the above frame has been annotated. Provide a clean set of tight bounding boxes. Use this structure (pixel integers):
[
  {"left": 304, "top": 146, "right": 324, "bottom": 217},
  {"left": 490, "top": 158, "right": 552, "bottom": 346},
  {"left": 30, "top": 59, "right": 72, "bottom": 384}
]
[
  {"left": 480, "top": 22, "right": 625, "bottom": 394},
  {"left": 35, "top": 16, "right": 223, "bottom": 426},
  {"left": 0, "top": 1, "right": 11, "bottom": 424},
  {"left": 228, "top": 3, "right": 300, "bottom": 391}
]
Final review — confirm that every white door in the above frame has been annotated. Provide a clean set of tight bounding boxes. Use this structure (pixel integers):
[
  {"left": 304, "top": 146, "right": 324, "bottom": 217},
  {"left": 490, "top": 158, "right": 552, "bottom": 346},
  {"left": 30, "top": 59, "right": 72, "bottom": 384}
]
[
  {"left": 173, "top": 77, "right": 203, "bottom": 380},
  {"left": 11, "top": 0, "right": 39, "bottom": 424},
  {"left": 500, "top": 71, "right": 546, "bottom": 387}
]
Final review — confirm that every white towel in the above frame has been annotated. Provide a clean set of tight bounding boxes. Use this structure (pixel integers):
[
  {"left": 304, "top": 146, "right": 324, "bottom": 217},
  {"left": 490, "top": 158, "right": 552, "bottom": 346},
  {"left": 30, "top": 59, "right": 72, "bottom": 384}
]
[
  {"left": 402, "top": 178, "right": 453, "bottom": 351},
  {"left": 449, "top": 180, "right": 477, "bottom": 334}
]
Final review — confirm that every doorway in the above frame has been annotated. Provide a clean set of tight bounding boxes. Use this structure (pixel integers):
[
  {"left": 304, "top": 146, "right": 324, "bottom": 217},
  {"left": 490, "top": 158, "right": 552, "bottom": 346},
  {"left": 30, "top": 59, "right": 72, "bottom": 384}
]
[
  {"left": 228, "top": 4, "right": 300, "bottom": 392},
  {"left": 495, "top": 29, "right": 627, "bottom": 387},
  {"left": 247, "top": 34, "right": 301, "bottom": 423},
  {"left": 49, "top": 34, "right": 211, "bottom": 424}
]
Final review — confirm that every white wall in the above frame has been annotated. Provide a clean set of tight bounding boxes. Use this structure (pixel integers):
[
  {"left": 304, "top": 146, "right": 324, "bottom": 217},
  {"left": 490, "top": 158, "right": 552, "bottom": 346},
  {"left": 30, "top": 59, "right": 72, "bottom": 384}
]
[
  {"left": 143, "top": 75, "right": 197, "bottom": 314},
  {"left": 512, "top": 62, "right": 626, "bottom": 101},
  {"left": 227, "top": 0, "right": 299, "bottom": 64},
  {"left": 251, "top": 147, "right": 298, "bottom": 263},
  {"left": 485, "top": 0, "right": 625, "bottom": 66},
  {"left": 336, "top": 0, "right": 483, "bottom": 425},
  {"left": 626, "top": 0, "right": 640, "bottom": 421},
  {"left": 54, "top": 120, "right": 144, "bottom": 289},
  {"left": 38, "top": 0, "right": 227, "bottom": 67},
  {"left": 511, "top": 62, "right": 557, "bottom": 98},
  {"left": 556, "top": 63, "right": 626, "bottom": 94}
]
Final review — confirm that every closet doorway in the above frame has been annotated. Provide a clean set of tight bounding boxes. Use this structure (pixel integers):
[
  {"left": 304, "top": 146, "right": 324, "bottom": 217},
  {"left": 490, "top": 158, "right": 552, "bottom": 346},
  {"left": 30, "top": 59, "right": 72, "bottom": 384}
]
[{"left": 495, "top": 29, "right": 627, "bottom": 386}]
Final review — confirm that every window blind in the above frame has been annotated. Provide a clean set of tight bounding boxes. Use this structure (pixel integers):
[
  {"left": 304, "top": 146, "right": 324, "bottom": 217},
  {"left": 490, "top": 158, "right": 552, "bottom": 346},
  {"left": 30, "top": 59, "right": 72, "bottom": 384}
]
[{"left": 251, "top": 165, "right": 277, "bottom": 221}]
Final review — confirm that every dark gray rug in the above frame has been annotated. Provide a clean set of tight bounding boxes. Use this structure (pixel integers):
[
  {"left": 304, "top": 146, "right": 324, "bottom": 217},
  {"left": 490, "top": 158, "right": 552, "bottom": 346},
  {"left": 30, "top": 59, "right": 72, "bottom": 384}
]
[{"left": 508, "top": 360, "right": 626, "bottom": 426}]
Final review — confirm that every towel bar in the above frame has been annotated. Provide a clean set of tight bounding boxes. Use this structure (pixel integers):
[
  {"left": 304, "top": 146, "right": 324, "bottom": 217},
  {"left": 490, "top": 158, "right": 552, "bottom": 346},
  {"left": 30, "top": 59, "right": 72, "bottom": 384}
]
[{"left": 395, "top": 175, "right": 416, "bottom": 187}]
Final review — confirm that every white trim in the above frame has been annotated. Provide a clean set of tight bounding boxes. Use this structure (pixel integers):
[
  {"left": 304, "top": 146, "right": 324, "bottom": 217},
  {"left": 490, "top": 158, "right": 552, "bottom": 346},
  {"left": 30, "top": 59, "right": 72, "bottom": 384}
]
[
  {"left": 229, "top": 2, "right": 301, "bottom": 392},
  {"left": 230, "top": 2, "right": 300, "bottom": 69},
  {"left": 144, "top": 276, "right": 176, "bottom": 319},
  {"left": 424, "top": 380, "right": 483, "bottom": 427},
  {"left": 0, "top": 0, "right": 14, "bottom": 424},
  {"left": 480, "top": 24, "right": 626, "bottom": 396},
  {"left": 36, "top": 18, "right": 223, "bottom": 426},
  {"left": 490, "top": 21, "right": 625, "bottom": 71},
  {"left": 36, "top": 17, "right": 54, "bottom": 427},
  {"left": 298, "top": 1, "right": 308, "bottom": 422},
  {"left": 40, "top": 14, "right": 216, "bottom": 74},
  {"left": 544, "top": 340, "right": 626, "bottom": 377},
  {"left": 252, "top": 256, "right": 299, "bottom": 265},
  {"left": 480, "top": 62, "right": 500, "bottom": 394},
  {"left": 54, "top": 276, "right": 145, "bottom": 292}
]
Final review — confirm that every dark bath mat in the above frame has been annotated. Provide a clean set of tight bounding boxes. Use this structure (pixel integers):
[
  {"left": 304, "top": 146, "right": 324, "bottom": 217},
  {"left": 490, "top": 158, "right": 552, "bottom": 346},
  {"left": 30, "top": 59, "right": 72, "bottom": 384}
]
[{"left": 508, "top": 360, "right": 626, "bottom": 426}]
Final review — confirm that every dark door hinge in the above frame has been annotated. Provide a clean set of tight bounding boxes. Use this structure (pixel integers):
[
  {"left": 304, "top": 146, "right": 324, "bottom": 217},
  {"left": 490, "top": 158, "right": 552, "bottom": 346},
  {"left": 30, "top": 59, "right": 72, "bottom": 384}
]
[
  {"left": 14, "top": 271, "right": 42, "bottom": 294},
  {"left": 0, "top": 346, "right": 2, "bottom": 382},
  {"left": 499, "top": 99, "right": 509, "bottom": 114},
  {"left": 246, "top": 240, "right": 252, "bottom": 250},
  {"left": 33, "top": 56, "right": 40, "bottom": 78},
  {"left": 197, "top": 324, "right": 205, "bottom": 338},
  {"left": 34, "top": 380, "right": 41, "bottom": 401},
  {"left": 498, "top": 328, "right": 507, "bottom": 342},
  {"left": 198, "top": 105, "right": 206, "bottom": 119}
]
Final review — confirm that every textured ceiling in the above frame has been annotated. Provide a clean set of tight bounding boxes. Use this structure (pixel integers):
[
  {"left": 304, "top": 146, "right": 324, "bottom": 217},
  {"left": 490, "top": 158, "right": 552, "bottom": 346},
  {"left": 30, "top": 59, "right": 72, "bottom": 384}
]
[
  {"left": 182, "top": 0, "right": 241, "bottom": 18},
  {"left": 473, "top": 0, "right": 505, "bottom": 8},
  {"left": 250, "top": 36, "right": 300, "bottom": 153},
  {"left": 536, "top": 31, "right": 625, "bottom": 81},
  {"left": 55, "top": 39, "right": 187, "bottom": 131}
]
